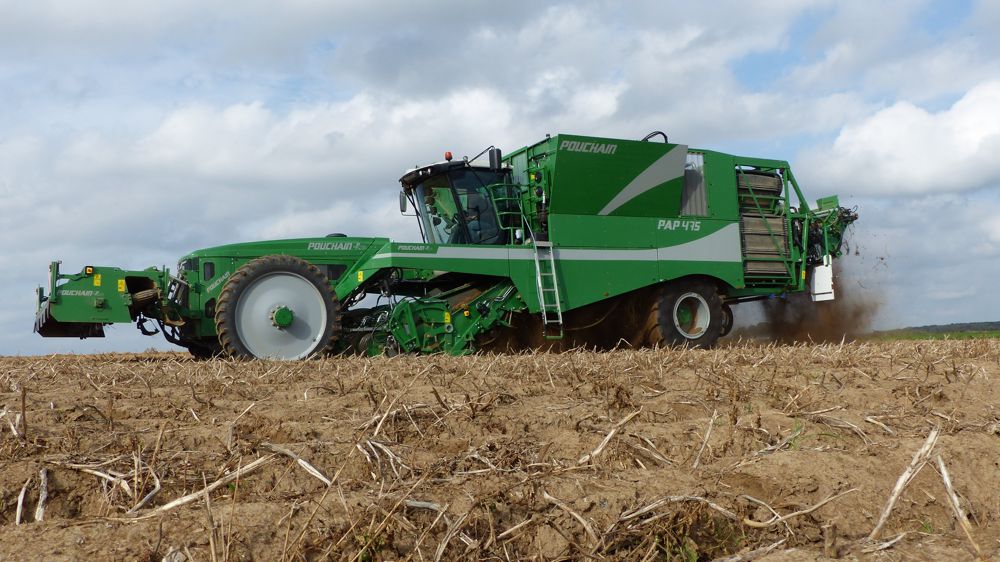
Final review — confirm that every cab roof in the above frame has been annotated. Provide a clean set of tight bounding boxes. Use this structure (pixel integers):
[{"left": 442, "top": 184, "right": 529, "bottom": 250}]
[{"left": 399, "top": 160, "right": 498, "bottom": 188}]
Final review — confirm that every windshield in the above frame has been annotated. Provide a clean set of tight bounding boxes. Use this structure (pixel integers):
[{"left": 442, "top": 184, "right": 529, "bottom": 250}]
[{"left": 413, "top": 168, "right": 506, "bottom": 245}]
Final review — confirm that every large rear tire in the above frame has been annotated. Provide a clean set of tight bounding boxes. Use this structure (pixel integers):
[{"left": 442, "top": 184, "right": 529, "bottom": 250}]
[
  {"left": 649, "top": 280, "right": 724, "bottom": 348},
  {"left": 215, "top": 255, "right": 340, "bottom": 360}
]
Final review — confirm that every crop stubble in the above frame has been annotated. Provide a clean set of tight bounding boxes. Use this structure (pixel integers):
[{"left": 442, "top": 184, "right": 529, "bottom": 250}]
[{"left": 1, "top": 339, "right": 999, "bottom": 560}]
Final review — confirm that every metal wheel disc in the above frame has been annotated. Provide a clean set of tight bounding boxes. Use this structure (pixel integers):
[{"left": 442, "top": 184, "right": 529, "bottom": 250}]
[
  {"left": 672, "top": 292, "right": 710, "bottom": 339},
  {"left": 233, "top": 272, "right": 328, "bottom": 359}
]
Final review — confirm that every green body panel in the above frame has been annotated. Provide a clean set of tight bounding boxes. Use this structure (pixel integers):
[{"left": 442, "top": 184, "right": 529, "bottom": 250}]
[
  {"left": 36, "top": 131, "right": 857, "bottom": 356},
  {"left": 39, "top": 263, "right": 165, "bottom": 324},
  {"left": 542, "top": 135, "right": 686, "bottom": 218},
  {"left": 34, "top": 262, "right": 169, "bottom": 338},
  {"left": 360, "top": 242, "right": 510, "bottom": 279},
  {"left": 176, "top": 236, "right": 387, "bottom": 338}
]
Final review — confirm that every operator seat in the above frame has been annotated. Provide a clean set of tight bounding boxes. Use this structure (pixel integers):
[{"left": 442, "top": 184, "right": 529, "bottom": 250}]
[{"left": 466, "top": 192, "right": 501, "bottom": 244}]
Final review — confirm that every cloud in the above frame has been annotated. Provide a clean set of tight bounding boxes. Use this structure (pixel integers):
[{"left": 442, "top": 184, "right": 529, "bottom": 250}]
[
  {"left": 860, "top": 39, "right": 1000, "bottom": 103},
  {"left": 798, "top": 81, "right": 1000, "bottom": 196},
  {"left": 787, "top": 2, "right": 926, "bottom": 86},
  {"left": 237, "top": 200, "right": 414, "bottom": 243},
  {"left": 839, "top": 188, "right": 1000, "bottom": 327},
  {"left": 0, "top": 89, "right": 528, "bottom": 259},
  {"left": 985, "top": 215, "right": 1000, "bottom": 245}
]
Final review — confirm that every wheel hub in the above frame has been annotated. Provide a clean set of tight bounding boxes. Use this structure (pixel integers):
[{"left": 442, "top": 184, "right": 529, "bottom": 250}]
[
  {"left": 270, "top": 305, "right": 294, "bottom": 329},
  {"left": 672, "top": 292, "right": 710, "bottom": 339},
  {"left": 232, "top": 270, "right": 329, "bottom": 360}
]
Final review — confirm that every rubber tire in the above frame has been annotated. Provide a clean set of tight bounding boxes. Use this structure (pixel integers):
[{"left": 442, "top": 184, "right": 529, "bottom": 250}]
[
  {"left": 215, "top": 255, "right": 341, "bottom": 359},
  {"left": 131, "top": 288, "right": 159, "bottom": 307},
  {"left": 720, "top": 303, "right": 734, "bottom": 338},
  {"left": 650, "top": 280, "right": 724, "bottom": 349}
]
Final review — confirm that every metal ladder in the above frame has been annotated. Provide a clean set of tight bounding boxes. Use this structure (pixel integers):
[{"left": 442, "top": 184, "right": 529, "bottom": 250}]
[{"left": 532, "top": 240, "right": 564, "bottom": 339}]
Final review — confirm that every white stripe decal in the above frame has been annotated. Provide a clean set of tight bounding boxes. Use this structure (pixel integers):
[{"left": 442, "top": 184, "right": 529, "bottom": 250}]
[
  {"left": 373, "top": 247, "right": 511, "bottom": 261},
  {"left": 372, "top": 223, "right": 741, "bottom": 263},
  {"left": 598, "top": 144, "right": 687, "bottom": 216},
  {"left": 657, "top": 223, "right": 742, "bottom": 262}
]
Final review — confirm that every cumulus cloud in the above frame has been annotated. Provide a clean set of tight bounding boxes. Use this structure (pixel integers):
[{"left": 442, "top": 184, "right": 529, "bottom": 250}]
[
  {"left": 786, "top": 1, "right": 924, "bottom": 87},
  {"left": 238, "top": 201, "right": 414, "bottom": 243},
  {"left": 0, "top": 89, "right": 528, "bottom": 257},
  {"left": 799, "top": 81, "right": 1000, "bottom": 196}
]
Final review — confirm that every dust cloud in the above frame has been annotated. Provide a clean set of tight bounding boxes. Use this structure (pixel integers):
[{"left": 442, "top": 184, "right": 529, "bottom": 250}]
[{"left": 760, "top": 279, "right": 881, "bottom": 343}]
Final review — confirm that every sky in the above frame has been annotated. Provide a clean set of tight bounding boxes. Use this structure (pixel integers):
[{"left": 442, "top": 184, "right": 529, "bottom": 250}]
[{"left": 2, "top": 0, "right": 999, "bottom": 355}]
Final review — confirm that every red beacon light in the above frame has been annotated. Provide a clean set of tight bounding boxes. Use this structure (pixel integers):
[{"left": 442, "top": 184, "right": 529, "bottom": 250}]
[{"left": 444, "top": 151, "right": 453, "bottom": 161}]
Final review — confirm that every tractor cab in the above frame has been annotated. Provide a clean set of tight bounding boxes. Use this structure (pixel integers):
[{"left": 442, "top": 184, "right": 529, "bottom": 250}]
[{"left": 400, "top": 150, "right": 517, "bottom": 246}]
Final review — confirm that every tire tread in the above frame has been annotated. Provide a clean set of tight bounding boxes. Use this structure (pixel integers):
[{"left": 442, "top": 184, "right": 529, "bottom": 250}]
[{"left": 214, "top": 255, "right": 341, "bottom": 359}]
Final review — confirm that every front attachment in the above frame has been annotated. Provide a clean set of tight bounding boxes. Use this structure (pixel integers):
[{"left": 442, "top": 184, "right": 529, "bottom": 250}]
[
  {"left": 34, "top": 298, "right": 106, "bottom": 337},
  {"left": 34, "top": 261, "right": 169, "bottom": 339}
]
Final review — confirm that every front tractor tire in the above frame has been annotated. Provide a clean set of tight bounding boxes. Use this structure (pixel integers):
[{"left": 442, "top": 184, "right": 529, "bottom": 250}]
[
  {"left": 649, "top": 280, "right": 725, "bottom": 349},
  {"left": 215, "top": 255, "right": 341, "bottom": 360}
]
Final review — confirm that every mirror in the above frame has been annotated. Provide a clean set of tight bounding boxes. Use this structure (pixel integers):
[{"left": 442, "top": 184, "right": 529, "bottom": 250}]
[
  {"left": 399, "top": 191, "right": 408, "bottom": 213},
  {"left": 488, "top": 147, "right": 502, "bottom": 171}
]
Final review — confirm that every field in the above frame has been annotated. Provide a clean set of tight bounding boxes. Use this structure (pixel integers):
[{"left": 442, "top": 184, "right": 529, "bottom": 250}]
[
  {"left": 870, "top": 322, "right": 1000, "bottom": 342},
  {"left": 873, "top": 330, "right": 1000, "bottom": 341},
  {"left": 2, "top": 340, "right": 1000, "bottom": 561}
]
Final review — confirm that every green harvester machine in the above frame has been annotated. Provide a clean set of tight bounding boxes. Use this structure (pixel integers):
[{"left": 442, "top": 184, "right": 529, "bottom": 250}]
[{"left": 35, "top": 132, "right": 857, "bottom": 359}]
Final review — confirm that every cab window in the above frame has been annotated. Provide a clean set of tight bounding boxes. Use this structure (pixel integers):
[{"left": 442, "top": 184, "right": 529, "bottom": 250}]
[
  {"left": 416, "top": 168, "right": 505, "bottom": 245},
  {"left": 450, "top": 169, "right": 502, "bottom": 245}
]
